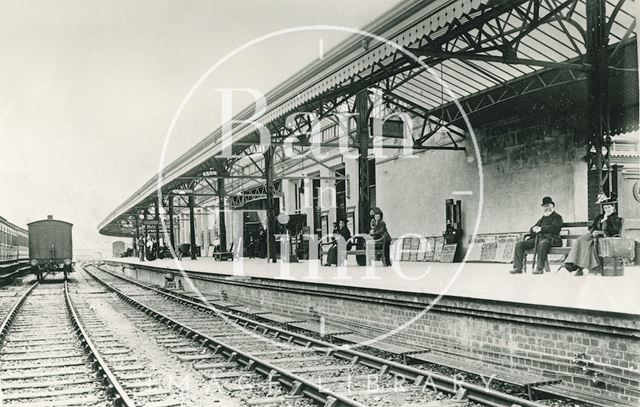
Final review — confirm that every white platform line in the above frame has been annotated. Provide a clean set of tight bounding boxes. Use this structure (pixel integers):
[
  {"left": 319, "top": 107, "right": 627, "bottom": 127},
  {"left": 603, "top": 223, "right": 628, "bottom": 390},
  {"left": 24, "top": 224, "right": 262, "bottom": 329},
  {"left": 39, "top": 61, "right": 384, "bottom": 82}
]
[{"left": 452, "top": 190, "right": 473, "bottom": 195}]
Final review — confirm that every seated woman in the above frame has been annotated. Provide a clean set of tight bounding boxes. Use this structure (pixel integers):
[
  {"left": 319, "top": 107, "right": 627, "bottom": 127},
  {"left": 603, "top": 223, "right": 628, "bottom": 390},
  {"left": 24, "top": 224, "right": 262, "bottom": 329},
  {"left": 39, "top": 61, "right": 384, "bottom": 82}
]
[
  {"left": 325, "top": 219, "right": 352, "bottom": 266},
  {"left": 369, "top": 208, "right": 392, "bottom": 266},
  {"left": 564, "top": 194, "right": 622, "bottom": 276}
]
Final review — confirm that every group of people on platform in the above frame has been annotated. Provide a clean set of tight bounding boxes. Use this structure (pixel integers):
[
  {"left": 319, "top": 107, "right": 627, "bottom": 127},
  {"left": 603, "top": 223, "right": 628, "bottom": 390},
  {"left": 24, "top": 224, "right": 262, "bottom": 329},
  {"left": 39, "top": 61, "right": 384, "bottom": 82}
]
[
  {"left": 510, "top": 194, "right": 622, "bottom": 276},
  {"left": 129, "top": 192, "right": 624, "bottom": 273},
  {"left": 136, "top": 236, "right": 173, "bottom": 261},
  {"left": 247, "top": 227, "right": 268, "bottom": 259},
  {"left": 323, "top": 207, "right": 392, "bottom": 267}
]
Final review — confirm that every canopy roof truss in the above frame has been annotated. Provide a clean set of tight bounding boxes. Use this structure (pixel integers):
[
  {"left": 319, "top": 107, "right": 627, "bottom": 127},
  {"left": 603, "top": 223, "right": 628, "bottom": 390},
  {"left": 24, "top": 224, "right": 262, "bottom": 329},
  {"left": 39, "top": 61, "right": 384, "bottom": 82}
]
[{"left": 100, "top": 0, "right": 637, "bottom": 237}]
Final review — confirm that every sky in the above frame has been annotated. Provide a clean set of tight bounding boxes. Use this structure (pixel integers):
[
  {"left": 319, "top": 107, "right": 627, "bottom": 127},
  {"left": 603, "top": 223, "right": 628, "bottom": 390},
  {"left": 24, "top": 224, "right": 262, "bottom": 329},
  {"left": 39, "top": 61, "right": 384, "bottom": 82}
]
[{"left": 0, "top": 0, "right": 404, "bottom": 255}]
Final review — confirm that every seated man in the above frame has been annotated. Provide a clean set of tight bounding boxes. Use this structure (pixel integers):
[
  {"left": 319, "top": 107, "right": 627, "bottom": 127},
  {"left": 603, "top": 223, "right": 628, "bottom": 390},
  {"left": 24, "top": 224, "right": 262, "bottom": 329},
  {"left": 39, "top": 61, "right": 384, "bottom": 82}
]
[{"left": 510, "top": 196, "right": 563, "bottom": 275}]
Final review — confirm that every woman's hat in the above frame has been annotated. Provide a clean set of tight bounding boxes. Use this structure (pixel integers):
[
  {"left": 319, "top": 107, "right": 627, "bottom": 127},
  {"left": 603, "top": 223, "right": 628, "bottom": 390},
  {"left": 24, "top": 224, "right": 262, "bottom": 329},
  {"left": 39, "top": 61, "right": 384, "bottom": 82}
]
[
  {"left": 596, "top": 192, "right": 617, "bottom": 205},
  {"left": 371, "top": 207, "right": 383, "bottom": 216},
  {"left": 541, "top": 196, "right": 555, "bottom": 206}
]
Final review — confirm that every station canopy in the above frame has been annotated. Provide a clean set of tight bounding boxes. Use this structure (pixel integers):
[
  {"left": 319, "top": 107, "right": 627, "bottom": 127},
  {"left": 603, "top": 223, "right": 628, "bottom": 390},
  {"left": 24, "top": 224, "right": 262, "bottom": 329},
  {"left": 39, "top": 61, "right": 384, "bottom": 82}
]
[{"left": 99, "top": 0, "right": 638, "bottom": 237}]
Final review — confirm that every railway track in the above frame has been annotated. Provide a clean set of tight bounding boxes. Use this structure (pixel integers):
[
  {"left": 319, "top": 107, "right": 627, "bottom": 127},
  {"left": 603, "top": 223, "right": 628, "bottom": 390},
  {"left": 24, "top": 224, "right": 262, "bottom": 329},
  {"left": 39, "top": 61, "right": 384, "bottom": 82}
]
[
  {"left": 0, "top": 278, "right": 181, "bottom": 407},
  {"left": 0, "top": 282, "right": 129, "bottom": 406},
  {"left": 84, "top": 263, "right": 549, "bottom": 407}
]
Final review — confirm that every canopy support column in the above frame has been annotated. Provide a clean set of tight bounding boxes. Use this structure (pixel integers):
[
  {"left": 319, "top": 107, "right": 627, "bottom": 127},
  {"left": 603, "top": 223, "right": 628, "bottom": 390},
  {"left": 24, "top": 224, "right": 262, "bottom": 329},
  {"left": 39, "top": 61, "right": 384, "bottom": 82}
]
[
  {"left": 265, "top": 146, "right": 277, "bottom": 263},
  {"left": 168, "top": 197, "right": 175, "bottom": 250},
  {"left": 189, "top": 193, "right": 197, "bottom": 260},
  {"left": 356, "top": 90, "right": 371, "bottom": 234},
  {"left": 217, "top": 177, "right": 227, "bottom": 253},
  {"left": 134, "top": 220, "right": 139, "bottom": 257},
  {"left": 154, "top": 198, "right": 160, "bottom": 258},
  {"left": 586, "top": 0, "right": 612, "bottom": 219}
]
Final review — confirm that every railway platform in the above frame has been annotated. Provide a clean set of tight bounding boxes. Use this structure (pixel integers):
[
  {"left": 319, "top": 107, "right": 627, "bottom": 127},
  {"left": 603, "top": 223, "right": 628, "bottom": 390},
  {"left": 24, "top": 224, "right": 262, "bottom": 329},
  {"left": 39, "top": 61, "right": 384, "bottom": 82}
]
[{"left": 104, "top": 257, "right": 640, "bottom": 315}]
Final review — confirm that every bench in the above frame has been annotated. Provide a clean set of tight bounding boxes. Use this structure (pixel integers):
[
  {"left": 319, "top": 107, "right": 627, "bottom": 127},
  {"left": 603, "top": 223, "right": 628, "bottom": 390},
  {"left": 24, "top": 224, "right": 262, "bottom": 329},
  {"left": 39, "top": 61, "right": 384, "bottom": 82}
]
[
  {"left": 524, "top": 219, "right": 634, "bottom": 272},
  {"left": 319, "top": 237, "right": 397, "bottom": 266},
  {"left": 523, "top": 221, "right": 589, "bottom": 273},
  {"left": 213, "top": 242, "right": 234, "bottom": 261}
]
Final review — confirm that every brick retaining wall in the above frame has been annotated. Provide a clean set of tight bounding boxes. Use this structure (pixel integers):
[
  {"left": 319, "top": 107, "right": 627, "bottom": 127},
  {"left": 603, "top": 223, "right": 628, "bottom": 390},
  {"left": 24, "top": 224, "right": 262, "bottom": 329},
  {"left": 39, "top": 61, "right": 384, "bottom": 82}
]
[{"left": 108, "top": 261, "right": 639, "bottom": 404}]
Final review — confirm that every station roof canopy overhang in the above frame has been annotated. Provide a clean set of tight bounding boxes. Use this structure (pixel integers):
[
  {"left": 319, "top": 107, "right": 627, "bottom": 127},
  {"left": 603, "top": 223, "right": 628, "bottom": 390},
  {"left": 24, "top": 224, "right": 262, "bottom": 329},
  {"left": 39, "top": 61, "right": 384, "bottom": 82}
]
[{"left": 99, "top": 0, "right": 638, "bottom": 237}]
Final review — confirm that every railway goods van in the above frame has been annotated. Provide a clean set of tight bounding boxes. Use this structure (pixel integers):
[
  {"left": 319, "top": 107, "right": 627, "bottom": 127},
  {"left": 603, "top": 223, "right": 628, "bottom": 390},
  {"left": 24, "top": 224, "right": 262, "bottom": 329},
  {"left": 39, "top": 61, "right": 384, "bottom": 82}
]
[{"left": 28, "top": 216, "right": 73, "bottom": 281}]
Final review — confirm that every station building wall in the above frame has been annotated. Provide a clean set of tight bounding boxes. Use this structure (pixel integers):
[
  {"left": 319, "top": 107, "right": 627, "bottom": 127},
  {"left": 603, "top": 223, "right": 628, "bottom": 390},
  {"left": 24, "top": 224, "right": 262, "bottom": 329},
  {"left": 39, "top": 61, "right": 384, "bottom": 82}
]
[
  {"left": 268, "top": 124, "right": 590, "bottom": 257},
  {"left": 376, "top": 127, "right": 587, "bottom": 253},
  {"left": 181, "top": 121, "right": 637, "bottom": 258}
]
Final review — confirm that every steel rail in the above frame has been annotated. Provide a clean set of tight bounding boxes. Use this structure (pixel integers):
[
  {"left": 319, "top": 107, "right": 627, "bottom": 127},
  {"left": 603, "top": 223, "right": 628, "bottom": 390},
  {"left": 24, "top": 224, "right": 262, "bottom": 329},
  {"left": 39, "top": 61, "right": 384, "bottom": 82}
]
[
  {"left": 0, "top": 258, "right": 28, "bottom": 265},
  {"left": 84, "top": 265, "right": 367, "bottom": 407},
  {"left": 63, "top": 280, "right": 136, "bottom": 407},
  {"left": 0, "top": 280, "right": 136, "bottom": 406},
  {"left": 0, "top": 281, "right": 39, "bottom": 345},
  {"left": 89, "top": 263, "right": 548, "bottom": 407},
  {"left": 0, "top": 266, "right": 30, "bottom": 285}
]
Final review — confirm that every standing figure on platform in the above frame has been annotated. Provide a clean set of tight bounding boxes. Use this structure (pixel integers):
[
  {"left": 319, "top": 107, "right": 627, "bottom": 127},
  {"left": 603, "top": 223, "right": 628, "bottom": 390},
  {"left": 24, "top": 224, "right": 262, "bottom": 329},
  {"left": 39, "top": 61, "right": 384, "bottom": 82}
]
[
  {"left": 257, "top": 226, "right": 267, "bottom": 258},
  {"left": 563, "top": 194, "right": 622, "bottom": 276},
  {"left": 325, "top": 219, "right": 352, "bottom": 266},
  {"left": 247, "top": 232, "right": 256, "bottom": 259},
  {"left": 370, "top": 208, "right": 392, "bottom": 266},
  {"left": 510, "top": 196, "right": 563, "bottom": 274},
  {"left": 152, "top": 239, "right": 159, "bottom": 260},
  {"left": 137, "top": 237, "right": 145, "bottom": 261}
]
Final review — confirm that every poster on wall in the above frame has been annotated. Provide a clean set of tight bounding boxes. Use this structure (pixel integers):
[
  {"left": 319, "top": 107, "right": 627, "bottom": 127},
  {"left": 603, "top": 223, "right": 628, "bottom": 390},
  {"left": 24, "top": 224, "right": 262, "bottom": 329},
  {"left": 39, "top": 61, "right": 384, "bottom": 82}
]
[
  {"left": 400, "top": 237, "right": 422, "bottom": 261},
  {"left": 423, "top": 237, "right": 437, "bottom": 261},
  {"left": 495, "top": 234, "right": 521, "bottom": 262},
  {"left": 466, "top": 235, "right": 485, "bottom": 262},
  {"left": 467, "top": 234, "right": 522, "bottom": 262},
  {"left": 321, "top": 215, "right": 329, "bottom": 239},
  {"left": 433, "top": 236, "right": 445, "bottom": 262},
  {"left": 401, "top": 238, "right": 412, "bottom": 261},
  {"left": 441, "top": 243, "right": 457, "bottom": 263}
]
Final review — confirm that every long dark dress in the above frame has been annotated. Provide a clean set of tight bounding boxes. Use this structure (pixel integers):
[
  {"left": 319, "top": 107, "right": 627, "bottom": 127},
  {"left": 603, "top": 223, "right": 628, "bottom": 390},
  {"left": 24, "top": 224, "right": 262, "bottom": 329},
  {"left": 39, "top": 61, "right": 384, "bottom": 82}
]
[
  {"left": 564, "top": 213, "right": 622, "bottom": 271},
  {"left": 370, "top": 220, "right": 392, "bottom": 266},
  {"left": 327, "top": 226, "right": 351, "bottom": 266}
]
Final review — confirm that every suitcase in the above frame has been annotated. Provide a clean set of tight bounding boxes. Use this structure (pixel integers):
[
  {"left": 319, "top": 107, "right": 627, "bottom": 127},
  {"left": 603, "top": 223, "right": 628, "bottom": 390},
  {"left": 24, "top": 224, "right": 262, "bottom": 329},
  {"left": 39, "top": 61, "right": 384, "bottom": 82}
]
[
  {"left": 601, "top": 257, "right": 624, "bottom": 276},
  {"left": 598, "top": 237, "right": 635, "bottom": 259}
]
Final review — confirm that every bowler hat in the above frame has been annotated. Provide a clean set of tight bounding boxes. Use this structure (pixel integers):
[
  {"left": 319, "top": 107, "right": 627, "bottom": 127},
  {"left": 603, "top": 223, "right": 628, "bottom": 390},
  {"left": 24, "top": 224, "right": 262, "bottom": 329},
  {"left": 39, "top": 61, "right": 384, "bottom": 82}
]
[{"left": 541, "top": 196, "right": 555, "bottom": 206}]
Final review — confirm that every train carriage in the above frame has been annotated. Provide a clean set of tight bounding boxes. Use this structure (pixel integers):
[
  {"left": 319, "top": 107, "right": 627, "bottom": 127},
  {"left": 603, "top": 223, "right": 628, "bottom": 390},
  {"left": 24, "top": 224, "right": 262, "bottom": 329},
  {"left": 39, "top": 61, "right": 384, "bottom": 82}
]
[
  {"left": 0, "top": 216, "right": 28, "bottom": 261},
  {"left": 28, "top": 216, "right": 74, "bottom": 281}
]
